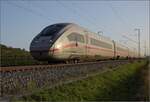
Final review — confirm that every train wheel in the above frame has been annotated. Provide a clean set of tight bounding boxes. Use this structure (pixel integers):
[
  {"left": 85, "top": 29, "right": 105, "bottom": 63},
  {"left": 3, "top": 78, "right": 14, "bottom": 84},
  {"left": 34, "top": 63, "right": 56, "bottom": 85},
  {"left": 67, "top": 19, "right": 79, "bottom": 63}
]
[{"left": 66, "top": 59, "right": 79, "bottom": 64}]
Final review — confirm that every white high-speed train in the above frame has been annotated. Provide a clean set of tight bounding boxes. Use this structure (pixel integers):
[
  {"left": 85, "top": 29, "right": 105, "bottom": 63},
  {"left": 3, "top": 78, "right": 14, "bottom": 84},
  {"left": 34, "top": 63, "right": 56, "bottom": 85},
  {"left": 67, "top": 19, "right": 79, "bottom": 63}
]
[{"left": 30, "top": 23, "right": 139, "bottom": 63}]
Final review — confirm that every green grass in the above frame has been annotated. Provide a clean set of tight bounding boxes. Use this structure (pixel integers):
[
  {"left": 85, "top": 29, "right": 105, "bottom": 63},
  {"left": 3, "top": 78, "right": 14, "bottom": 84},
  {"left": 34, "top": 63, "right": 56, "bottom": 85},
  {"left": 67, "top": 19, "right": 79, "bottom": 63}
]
[{"left": 14, "top": 60, "right": 147, "bottom": 102}]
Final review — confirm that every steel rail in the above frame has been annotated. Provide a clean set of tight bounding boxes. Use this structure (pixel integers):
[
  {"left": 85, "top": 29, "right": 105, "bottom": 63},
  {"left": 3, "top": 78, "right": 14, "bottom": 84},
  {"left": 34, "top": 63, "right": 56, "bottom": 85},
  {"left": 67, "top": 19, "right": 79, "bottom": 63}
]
[{"left": 1, "top": 60, "right": 127, "bottom": 72}]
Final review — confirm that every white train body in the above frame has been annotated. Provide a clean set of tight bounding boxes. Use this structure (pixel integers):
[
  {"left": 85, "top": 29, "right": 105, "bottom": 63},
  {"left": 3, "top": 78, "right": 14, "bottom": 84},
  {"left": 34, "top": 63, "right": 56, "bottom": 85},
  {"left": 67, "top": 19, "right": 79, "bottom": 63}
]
[{"left": 30, "top": 23, "right": 139, "bottom": 62}]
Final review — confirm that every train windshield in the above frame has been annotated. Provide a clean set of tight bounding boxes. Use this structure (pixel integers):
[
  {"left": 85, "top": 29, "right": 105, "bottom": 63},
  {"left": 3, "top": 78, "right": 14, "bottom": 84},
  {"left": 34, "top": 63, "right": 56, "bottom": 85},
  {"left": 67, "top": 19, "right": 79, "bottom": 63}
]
[{"left": 41, "top": 24, "right": 66, "bottom": 36}]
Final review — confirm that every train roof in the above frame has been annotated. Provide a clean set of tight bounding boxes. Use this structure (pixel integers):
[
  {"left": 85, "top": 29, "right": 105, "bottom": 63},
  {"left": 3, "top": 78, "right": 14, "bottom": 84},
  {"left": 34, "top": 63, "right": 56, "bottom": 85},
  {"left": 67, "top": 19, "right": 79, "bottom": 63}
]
[
  {"left": 45, "top": 23, "right": 114, "bottom": 43},
  {"left": 44, "top": 23, "right": 74, "bottom": 28}
]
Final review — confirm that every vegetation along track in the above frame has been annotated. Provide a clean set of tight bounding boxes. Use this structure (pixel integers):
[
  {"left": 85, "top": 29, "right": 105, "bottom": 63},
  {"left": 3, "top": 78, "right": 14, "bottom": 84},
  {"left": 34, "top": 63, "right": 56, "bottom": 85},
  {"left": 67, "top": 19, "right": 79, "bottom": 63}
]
[
  {"left": 0, "top": 60, "right": 135, "bottom": 98},
  {"left": 18, "top": 59, "right": 148, "bottom": 101}
]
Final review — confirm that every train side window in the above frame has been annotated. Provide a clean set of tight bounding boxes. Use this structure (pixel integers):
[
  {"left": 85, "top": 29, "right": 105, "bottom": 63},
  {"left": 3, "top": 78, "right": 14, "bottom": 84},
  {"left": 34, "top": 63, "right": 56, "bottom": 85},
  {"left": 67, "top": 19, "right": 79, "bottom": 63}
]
[
  {"left": 90, "top": 38, "right": 112, "bottom": 49},
  {"left": 67, "top": 33, "right": 76, "bottom": 41},
  {"left": 76, "top": 34, "right": 84, "bottom": 43},
  {"left": 67, "top": 33, "right": 85, "bottom": 43},
  {"left": 117, "top": 47, "right": 125, "bottom": 52}
]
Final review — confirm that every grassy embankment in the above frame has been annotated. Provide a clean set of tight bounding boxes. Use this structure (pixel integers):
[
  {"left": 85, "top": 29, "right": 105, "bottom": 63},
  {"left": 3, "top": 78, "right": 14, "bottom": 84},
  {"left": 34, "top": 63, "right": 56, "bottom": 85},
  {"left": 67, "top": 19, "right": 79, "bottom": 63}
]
[
  {"left": 0, "top": 44, "right": 46, "bottom": 66},
  {"left": 15, "top": 60, "right": 149, "bottom": 101}
]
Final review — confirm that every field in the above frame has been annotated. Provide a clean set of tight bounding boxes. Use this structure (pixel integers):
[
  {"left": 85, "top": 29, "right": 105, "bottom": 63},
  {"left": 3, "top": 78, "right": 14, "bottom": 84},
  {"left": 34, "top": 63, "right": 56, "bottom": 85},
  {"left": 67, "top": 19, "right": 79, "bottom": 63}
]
[{"left": 13, "top": 60, "right": 149, "bottom": 101}]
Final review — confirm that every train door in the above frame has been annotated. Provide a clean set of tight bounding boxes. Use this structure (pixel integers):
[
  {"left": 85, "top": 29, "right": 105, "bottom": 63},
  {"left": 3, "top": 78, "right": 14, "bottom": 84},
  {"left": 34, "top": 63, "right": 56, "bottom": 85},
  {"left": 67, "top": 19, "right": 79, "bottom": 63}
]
[
  {"left": 73, "top": 33, "right": 83, "bottom": 56},
  {"left": 85, "top": 31, "right": 89, "bottom": 56},
  {"left": 75, "top": 33, "right": 84, "bottom": 54}
]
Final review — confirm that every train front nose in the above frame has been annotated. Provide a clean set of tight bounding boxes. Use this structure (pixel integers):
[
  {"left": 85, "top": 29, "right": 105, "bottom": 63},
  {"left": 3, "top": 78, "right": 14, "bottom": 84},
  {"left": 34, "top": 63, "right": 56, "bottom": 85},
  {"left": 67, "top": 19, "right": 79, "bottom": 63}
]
[
  {"left": 30, "top": 50, "right": 49, "bottom": 61},
  {"left": 30, "top": 23, "right": 68, "bottom": 61},
  {"left": 30, "top": 37, "right": 53, "bottom": 61}
]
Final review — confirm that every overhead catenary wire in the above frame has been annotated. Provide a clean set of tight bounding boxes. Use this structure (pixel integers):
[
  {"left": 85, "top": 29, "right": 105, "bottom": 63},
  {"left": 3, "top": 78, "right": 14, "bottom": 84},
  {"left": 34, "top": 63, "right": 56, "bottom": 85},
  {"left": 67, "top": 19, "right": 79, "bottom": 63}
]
[
  {"left": 69, "top": 1, "right": 140, "bottom": 46},
  {"left": 7, "top": 0, "right": 113, "bottom": 38},
  {"left": 56, "top": 0, "right": 118, "bottom": 42},
  {"left": 25, "top": 1, "right": 66, "bottom": 21},
  {"left": 108, "top": 3, "right": 148, "bottom": 53},
  {"left": 70, "top": 2, "right": 115, "bottom": 36},
  {"left": 6, "top": 1, "right": 56, "bottom": 21},
  {"left": 107, "top": 3, "right": 135, "bottom": 31},
  {"left": 56, "top": 0, "right": 103, "bottom": 32},
  {"left": 69, "top": 2, "right": 139, "bottom": 49},
  {"left": 69, "top": 3, "right": 129, "bottom": 39},
  {"left": 122, "top": 35, "right": 138, "bottom": 44},
  {"left": 69, "top": 2, "right": 104, "bottom": 30},
  {"left": 65, "top": 1, "right": 140, "bottom": 52}
]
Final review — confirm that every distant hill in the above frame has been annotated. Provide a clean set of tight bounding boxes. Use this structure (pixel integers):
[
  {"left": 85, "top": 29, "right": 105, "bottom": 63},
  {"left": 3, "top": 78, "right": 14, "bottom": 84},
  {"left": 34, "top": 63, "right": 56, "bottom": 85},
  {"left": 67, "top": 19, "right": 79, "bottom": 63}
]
[{"left": 0, "top": 44, "right": 46, "bottom": 66}]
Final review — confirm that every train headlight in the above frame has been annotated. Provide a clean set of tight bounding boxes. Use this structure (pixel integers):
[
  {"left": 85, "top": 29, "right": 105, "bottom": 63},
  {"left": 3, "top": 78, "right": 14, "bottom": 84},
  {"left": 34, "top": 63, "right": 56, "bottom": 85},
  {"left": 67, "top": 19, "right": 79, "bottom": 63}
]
[{"left": 56, "top": 43, "right": 62, "bottom": 49}]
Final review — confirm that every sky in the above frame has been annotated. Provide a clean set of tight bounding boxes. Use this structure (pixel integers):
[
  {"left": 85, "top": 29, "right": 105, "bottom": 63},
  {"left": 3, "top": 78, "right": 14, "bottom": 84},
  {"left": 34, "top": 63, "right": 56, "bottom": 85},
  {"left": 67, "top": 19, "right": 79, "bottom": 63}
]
[{"left": 1, "top": 0, "right": 149, "bottom": 55}]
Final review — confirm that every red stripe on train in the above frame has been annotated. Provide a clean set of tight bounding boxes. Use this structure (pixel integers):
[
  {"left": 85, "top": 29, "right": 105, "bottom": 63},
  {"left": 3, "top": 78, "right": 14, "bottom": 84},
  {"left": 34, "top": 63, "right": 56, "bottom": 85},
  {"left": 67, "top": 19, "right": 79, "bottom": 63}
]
[{"left": 46, "top": 43, "right": 127, "bottom": 56}]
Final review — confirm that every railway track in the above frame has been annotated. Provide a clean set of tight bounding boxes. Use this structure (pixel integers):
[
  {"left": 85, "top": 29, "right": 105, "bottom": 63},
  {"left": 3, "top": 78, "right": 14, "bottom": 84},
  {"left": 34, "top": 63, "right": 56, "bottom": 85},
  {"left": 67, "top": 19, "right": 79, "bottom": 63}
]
[
  {"left": 0, "top": 60, "right": 132, "bottom": 98},
  {"left": 0, "top": 60, "right": 127, "bottom": 72}
]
